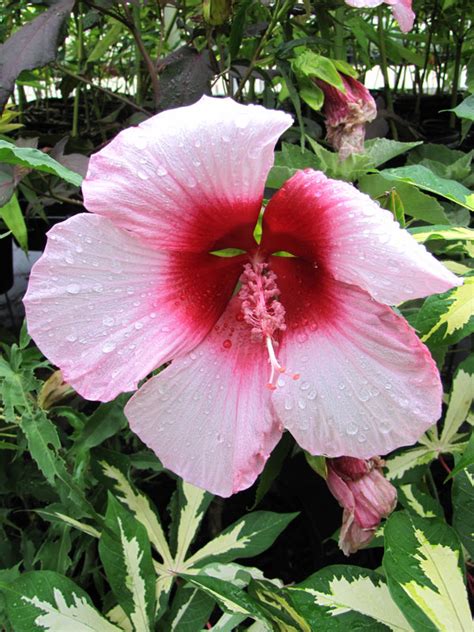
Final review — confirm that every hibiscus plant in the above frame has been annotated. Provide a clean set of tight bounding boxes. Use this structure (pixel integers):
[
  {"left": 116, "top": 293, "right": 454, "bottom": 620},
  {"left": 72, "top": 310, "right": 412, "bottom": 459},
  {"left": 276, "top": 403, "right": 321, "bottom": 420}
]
[{"left": 0, "top": 0, "right": 473, "bottom": 630}]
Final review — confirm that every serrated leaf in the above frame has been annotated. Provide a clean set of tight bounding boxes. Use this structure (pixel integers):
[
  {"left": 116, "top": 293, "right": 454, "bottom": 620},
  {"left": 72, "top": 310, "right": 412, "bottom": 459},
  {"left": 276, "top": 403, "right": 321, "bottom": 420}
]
[
  {"left": 185, "top": 511, "right": 297, "bottom": 569},
  {"left": 21, "top": 411, "right": 61, "bottom": 485},
  {"left": 0, "top": 140, "right": 82, "bottom": 187},
  {"left": 3, "top": 570, "right": 121, "bottom": 631},
  {"left": 381, "top": 165, "right": 474, "bottom": 211},
  {"left": 416, "top": 274, "right": 474, "bottom": 346},
  {"left": 289, "top": 565, "right": 411, "bottom": 631},
  {"left": 440, "top": 355, "right": 474, "bottom": 444},
  {"left": 99, "top": 494, "right": 156, "bottom": 631},
  {"left": 99, "top": 461, "right": 173, "bottom": 567},
  {"left": 383, "top": 512, "right": 471, "bottom": 631}
]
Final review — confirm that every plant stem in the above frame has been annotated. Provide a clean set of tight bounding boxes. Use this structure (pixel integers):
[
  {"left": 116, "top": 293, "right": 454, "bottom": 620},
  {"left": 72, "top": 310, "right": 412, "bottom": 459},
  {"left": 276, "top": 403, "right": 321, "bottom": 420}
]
[
  {"left": 333, "top": 7, "right": 345, "bottom": 60},
  {"left": 72, "top": 4, "right": 84, "bottom": 137},
  {"left": 56, "top": 65, "right": 150, "bottom": 115},
  {"left": 377, "top": 7, "right": 398, "bottom": 140}
]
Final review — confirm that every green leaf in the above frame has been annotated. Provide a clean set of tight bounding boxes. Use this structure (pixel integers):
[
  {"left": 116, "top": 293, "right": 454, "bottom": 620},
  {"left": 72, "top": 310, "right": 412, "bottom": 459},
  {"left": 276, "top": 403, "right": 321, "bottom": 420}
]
[
  {"left": 179, "top": 573, "right": 268, "bottom": 623},
  {"left": 163, "top": 584, "right": 215, "bottom": 632},
  {"left": 363, "top": 139, "right": 422, "bottom": 168},
  {"left": 99, "top": 460, "right": 173, "bottom": 567},
  {"left": 0, "top": 140, "right": 82, "bottom": 187},
  {"left": 171, "top": 480, "right": 213, "bottom": 569},
  {"left": 3, "top": 570, "right": 121, "bottom": 631},
  {"left": 87, "top": 20, "right": 124, "bottom": 63},
  {"left": 289, "top": 565, "right": 411, "bottom": 630},
  {"left": 409, "top": 225, "right": 474, "bottom": 244},
  {"left": 358, "top": 175, "right": 448, "bottom": 224},
  {"left": 383, "top": 512, "right": 471, "bottom": 631},
  {"left": 251, "top": 433, "right": 293, "bottom": 509},
  {"left": 0, "top": 193, "right": 27, "bottom": 251},
  {"left": 452, "top": 463, "right": 474, "bottom": 559},
  {"left": 21, "top": 410, "right": 61, "bottom": 485},
  {"left": 184, "top": 511, "right": 297, "bottom": 569},
  {"left": 444, "top": 94, "right": 474, "bottom": 121},
  {"left": 99, "top": 494, "right": 156, "bottom": 632},
  {"left": 385, "top": 447, "right": 436, "bottom": 482},
  {"left": 249, "top": 580, "right": 312, "bottom": 631},
  {"left": 448, "top": 433, "right": 474, "bottom": 479},
  {"left": 299, "top": 81, "right": 324, "bottom": 111},
  {"left": 440, "top": 355, "right": 474, "bottom": 445},
  {"left": 397, "top": 484, "right": 443, "bottom": 519},
  {"left": 292, "top": 51, "right": 345, "bottom": 91},
  {"left": 73, "top": 396, "right": 128, "bottom": 454},
  {"left": 381, "top": 165, "right": 474, "bottom": 211},
  {"left": 415, "top": 273, "right": 474, "bottom": 346},
  {"left": 229, "top": 0, "right": 252, "bottom": 59}
]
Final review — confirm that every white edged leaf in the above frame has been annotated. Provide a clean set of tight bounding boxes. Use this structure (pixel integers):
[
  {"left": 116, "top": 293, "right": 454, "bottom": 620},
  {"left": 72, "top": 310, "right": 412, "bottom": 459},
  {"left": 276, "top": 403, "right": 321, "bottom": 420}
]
[
  {"left": 171, "top": 480, "right": 212, "bottom": 569},
  {"left": 440, "top": 355, "right": 474, "bottom": 444},
  {"left": 385, "top": 447, "right": 436, "bottom": 482},
  {"left": 397, "top": 484, "right": 443, "bottom": 519},
  {"left": 106, "top": 605, "right": 133, "bottom": 632},
  {"left": 452, "top": 464, "right": 474, "bottom": 560},
  {"left": 162, "top": 584, "right": 215, "bottom": 632}
]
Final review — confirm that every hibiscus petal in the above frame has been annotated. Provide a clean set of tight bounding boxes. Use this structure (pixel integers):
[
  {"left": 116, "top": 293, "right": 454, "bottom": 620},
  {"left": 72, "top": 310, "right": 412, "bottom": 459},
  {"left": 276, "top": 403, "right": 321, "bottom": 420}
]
[
  {"left": 24, "top": 214, "right": 242, "bottom": 402},
  {"left": 262, "top": 170, "right": 460, "bottom": 304},
  {"left": 389, "top": 0, "right": 415, "bottom": 33},
  {"left": 125, "top": 299, "right": 282, "bottom": 497},
  {"left": 83, "top": 96, "right": 293, "bottom": 253},
  {"left": 269, "top": 262, "right": 442, "bottom": 459}
]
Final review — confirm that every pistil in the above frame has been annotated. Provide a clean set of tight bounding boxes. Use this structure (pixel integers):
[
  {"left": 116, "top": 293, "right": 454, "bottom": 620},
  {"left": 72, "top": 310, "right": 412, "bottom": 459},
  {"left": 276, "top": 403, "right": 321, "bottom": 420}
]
[{"left": 238, "top": 261, "right": 295, "bottom": 390}]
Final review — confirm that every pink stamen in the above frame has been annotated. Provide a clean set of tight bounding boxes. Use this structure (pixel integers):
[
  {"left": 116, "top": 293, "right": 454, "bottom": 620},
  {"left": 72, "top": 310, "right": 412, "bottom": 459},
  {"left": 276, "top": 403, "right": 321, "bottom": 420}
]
[{"left": 239, "top": 261, "right": 291, "bottom": 390}]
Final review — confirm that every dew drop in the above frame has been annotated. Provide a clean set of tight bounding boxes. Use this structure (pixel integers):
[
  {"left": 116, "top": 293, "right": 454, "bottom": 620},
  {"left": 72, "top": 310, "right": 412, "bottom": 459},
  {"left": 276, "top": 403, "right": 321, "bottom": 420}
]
[
  {"left": 223, "top": 339, "right": 232, "bottom": 349},
  {"left": 300, "top": 381, "right": 310, "bottom": 391},
  {"left": 284, "top": 395, "right": 293, "bottom": 411},
  {"left": 102, "top": 341, "right": 116, "bottom": 353},
  {"left": 298, "top": 398, "right": 306, "bottom": 410},
  {"left": 103, "top": 316, "right": 114, "bottom": 326},
  {"left": 307, "top": 390, "right": 317, "bottom": 401},
  {"left": 66, "top": 334, "right": 77, "bottom": 342},
  {"left": 157, "top": 166, "right": 167, "bottom": 176},
  {"left": 137, "top": 170, "right": 149, "bottom": 181},
  {"left": 66, "top": 283, "right": 80, "bottom": 294},
  {"left": 380, "top": 420, "right": 391, "bottom": 434},
  {"left": 93, "top": 283, "right": 104, "bottom": 293},
  {"left": 134, "top": 322, "right": 144, "bottom": 330},
  {"left": 75, "top": 245, "right": 83, "bottom": 253},
  {"left": 216, "top": 433, "right": 224, "bottom": 444},
  {"left": 65, "top": 255, "right": 74, "bottom": 265},
  {"left": 346, "top": 422, "right": 358, "bottom": 436}
]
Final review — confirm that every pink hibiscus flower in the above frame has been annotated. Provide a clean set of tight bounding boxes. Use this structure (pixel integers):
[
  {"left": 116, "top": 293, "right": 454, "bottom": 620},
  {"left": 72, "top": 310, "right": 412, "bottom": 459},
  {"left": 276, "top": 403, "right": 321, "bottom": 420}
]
[
  {"left": 24, "top": 96, "right": 459, "bottom": 497},
  {"left": 344, "top": 0, "right": 415, "bottom": 33}
]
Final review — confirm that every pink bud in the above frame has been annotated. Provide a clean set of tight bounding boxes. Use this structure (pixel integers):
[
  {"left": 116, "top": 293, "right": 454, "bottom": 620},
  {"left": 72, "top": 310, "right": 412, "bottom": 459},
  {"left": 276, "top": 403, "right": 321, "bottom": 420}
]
[
  {"left": 315, "top": 74, "right": 377, "bottom": 160},
  {"left": 327, "top": 456, "right": 397, "bottom": 555}
]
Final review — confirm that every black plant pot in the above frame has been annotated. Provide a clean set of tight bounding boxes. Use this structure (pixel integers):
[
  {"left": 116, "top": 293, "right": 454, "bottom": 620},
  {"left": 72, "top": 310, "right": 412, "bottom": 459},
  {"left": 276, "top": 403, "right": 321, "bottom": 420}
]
[
  {"left": 27, "top": 203, "right": 85, "bottom": 252},
  {"left": 0, "top": 233, "right": 14, "bottom": 294}
]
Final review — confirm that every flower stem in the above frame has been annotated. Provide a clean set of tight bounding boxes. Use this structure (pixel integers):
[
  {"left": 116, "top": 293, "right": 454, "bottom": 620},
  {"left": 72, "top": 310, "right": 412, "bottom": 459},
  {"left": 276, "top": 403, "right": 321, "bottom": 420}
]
[{"left": 377, "top": 7, "right": 398, "bottom": 140}]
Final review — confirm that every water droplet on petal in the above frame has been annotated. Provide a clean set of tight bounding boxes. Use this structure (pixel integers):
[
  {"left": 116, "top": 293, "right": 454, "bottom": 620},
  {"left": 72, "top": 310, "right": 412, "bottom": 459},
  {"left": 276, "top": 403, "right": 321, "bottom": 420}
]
[
  {"left": 223, "top": 339, "right": 232, "bottom": 349},
  {"left": 284, "top": 395, "right": 293, "bottom": 411},
  {"left": 66, "top": 334, "right": 77, "bottom": 342},
  {"left": 102, "top": 341, "right": 116, "bottom": 353},
  {"left": 157, "top": 166, "right": 167, "bottom": 176},
  {"left": 346, "top": 422, "right": 358, "bottom": 436},
  {"left": 103, "top": 316, "right": 114, "bottom": 326},
  {"left": 66, "top": 283, "right": 80, "bottom": 294}
]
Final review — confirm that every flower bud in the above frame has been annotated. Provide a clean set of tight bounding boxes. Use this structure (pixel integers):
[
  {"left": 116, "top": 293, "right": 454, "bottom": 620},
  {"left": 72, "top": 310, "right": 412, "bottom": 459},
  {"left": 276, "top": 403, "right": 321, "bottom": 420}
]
[
  {"left": 315, "top": 74, "right": 377, "bottom": 160},
  {"left": 327, "top": 456, "right": 397, "bottom": 555}
]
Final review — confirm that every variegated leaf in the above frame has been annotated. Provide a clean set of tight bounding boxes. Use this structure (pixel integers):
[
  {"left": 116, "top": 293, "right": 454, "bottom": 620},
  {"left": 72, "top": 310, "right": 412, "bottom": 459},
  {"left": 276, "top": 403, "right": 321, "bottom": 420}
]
[
  {"left": 383, "top": 512, "right": 472, "bottom": 631},
  {"left": 180, "top": 573, "right": 270, "bottom": 626},
  {"left": 249, "top": 579, "right": 312, "bottom": 632},
  {"left": 440, "top": 355, "right": 474, "bottom": 444},
  {"left": 3, "top": 570, "right": 121, "bottom": 631},
  {"left": 289, "top": 565, "right": 412, "bottom": 631},
  {"left": 452, "top": 464, "right": 474, "bottom": 560},
  {"left": 416, "top": 273, "right": 474, "bottom": 346},
  {"left": 398, "top": 484, "right": 443, "bottom": 519},
  {"left": 385, "top": 447, "right": 436, "bottom": 482},
  {"left": 185, "top": 511, "right": 297, "bottom": 569},
  {"left": 162, "top": 584, "right": 215, "bottom": 632},
  {"left": 99, "top": 460, "right": 173, "bottom": 567},
  {"left": 171, "top": 480, "right": 212, "bottom": 569},
  {"left": 99, "top": 494, "right": 156, "bottom": 632},
  {"left": 106, "top": 605, "right": 133, "bottom": 632}
]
